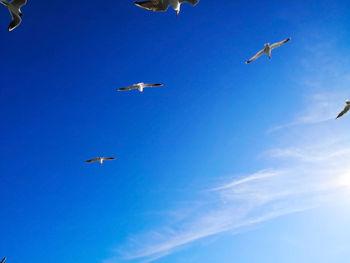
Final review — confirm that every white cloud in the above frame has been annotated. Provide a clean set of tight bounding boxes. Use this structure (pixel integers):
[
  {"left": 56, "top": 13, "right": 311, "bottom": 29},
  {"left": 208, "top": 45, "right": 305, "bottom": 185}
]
[{"left": 110, "top": 134, "right": 350, "bottom": 262}]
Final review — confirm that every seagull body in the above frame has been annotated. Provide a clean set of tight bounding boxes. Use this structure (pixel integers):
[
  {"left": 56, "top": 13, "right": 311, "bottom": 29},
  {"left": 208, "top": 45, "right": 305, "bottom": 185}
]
[
  {"left": 246, "top": 37, "right": 291, "bottom": 64},
  {"left": 336, "top": 100, "right": 350, "bottom": 119},
  {"left": 85, "top": 157, "right": 116, "bottom": 165},
  {"left": 1, "top": 257, "right": 6, "bottom": 263},
  {"left": 0, "top": 0, "right": 26, "bottom": 31},
  {"left": 117, "top": 82, "right": 164, "bottom": 93},
  {"left": 134, "top": 0, "right": 199, "bottom": 16}
]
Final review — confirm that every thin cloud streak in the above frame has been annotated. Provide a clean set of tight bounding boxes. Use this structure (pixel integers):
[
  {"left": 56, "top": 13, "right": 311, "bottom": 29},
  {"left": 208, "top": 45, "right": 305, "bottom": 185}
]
[
  {"left": 268, "top": 93, "right": 345, "bottom": 133},
  {"left": 210, "top": 170, "right": 282, "bottom": 192}
]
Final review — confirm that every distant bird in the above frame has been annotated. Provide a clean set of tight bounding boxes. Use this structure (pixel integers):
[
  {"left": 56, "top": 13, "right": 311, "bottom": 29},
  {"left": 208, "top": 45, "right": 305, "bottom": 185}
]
[
  {"left": 0, "top": 0, "right": 27, "bottom": 31},
  {"left": 1, "top": 257, "right": 6, "bottom": 263},
  {"left": 117, "top": 82, "right": 164, "bottom": 93},
  {"left": 246, "top": 37, "right": 291, "bottom": 64},
  {"left": 85, "top": 157, "right": 116, "bottom": 165},
  {"left": 134, "top": 0, "right": 199, "bottom": 17},
  {"left": 336, "top": 100, "right": 350, "bottom": 119}
]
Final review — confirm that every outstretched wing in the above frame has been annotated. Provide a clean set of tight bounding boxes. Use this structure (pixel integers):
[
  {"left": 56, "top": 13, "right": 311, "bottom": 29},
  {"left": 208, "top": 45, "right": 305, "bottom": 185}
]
[
  {"left": 336, "top": 105, "right": 350, "bottom": 119},
  {"left": 134, "top": 0, "right": 169, "bottom": 12},
  {"left": 117, "top": 85, "right": 138, "bottom": 91},
  {"left": 246, "top": 49, "right": 265, "bottom": 64},
  {"left": 143, "top": 83, "right": 164, "bottom": 87},
  {"left": 1, "top": 257, "right": 6, "bottom": 263},
  {"left": 8, "top": 11, "right": 21, "bottom": 31},
  {"left": 102, "top": 157, "right": 116, "bottom": 161},
  {"left": 11, "top": 0, "right": 27, "bottom": 8},
  {"left": 270, "top": 37, "right": 291, "bottom": 50},
  {"left": 85, "top": 158, "right": 100, "bottom": 163},
  {"left": 180, "top": 0, "right": 200, "bottom": 6}
]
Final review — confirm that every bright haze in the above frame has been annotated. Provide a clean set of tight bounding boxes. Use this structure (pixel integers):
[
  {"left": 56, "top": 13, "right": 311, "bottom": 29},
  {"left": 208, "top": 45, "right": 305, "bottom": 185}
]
[{"left": 1, "top": 1, "right": 350, "bottom": 263}]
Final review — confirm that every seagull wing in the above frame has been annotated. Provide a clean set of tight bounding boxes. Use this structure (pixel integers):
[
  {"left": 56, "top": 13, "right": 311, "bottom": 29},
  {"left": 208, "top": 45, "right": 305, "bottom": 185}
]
[
  {"left": 11, "top": 0, "right": 27, "bottom": 8},
  {"left": 180, "top": 0, "right": 200, "bottom": 6},
  {"left": 1, "top": 257, "right": 6, "bottom": 263},
  {"left": 102, "top": 157, "right": 116, "bottom": 161},
  {"left": 8, "top": 11, "right": 21, "bottom": 31},
  {"left": 117, "top": 85, "right": 138, "bottom": 91},
  {"left": 134, "top": 0, "right": 169, "bottom": 12},
  {"left": 336, "top": 105, "right": 350, "bottom": 119},
  {"left": 85, "top": 158, "right": 100, "bottom": 163},
  {"left": 270, "top": 37, "right": 291, "bottom": 50},
  {"left": 143, "top": 83, "right": 164, "bottom": 88},
  {"left": 246, "top": 49, "right": 265, "bottom": 64}
]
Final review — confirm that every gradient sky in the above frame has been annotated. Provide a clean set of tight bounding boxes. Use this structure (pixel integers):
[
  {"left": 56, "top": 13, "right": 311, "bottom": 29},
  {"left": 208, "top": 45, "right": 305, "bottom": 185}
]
[{"left": 1, "top": 1, "right": 350, "bottom": 262}]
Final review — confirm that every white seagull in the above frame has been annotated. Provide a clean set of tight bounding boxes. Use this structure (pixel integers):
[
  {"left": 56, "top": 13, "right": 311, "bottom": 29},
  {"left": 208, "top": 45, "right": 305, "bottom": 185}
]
[
  {"left": 85, "top": 157, "right": 116, "bottom": 165},
  {"left": 246, "top": 37, "right": 291, "bottom": 64},
  {"left": 0, "top": 0, "right": 27, "bottom": 31},
  {"left": 1, "top": 257, "right": 6, "bottom": 263},
  {"left": 117, "top": 82, "right": 164, "bottom": 93},
  {"left": 134, "top": 0, "right": 200, "bottom": 17},
  {"left": 336, "top": 100, "right": 350, "bottom": 119}
]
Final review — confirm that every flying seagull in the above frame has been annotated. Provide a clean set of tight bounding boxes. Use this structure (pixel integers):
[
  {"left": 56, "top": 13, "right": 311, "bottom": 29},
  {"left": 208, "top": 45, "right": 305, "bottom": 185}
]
[
  {"left": 134, "top": 0, "right": 199, "bottom": 17},
  {"left": 117, "top": 82, "right": 164, "bottom": 93},
  {"left": 0, "top": 0, "right": 27, "bottom": 31},
  {"left": 85, "top": 157, "right": 116, "bottom": 165},
  {"left": 1, "top": 257, "right": 6, "bottom": 263},
  {"left": 336, "top": 100, "right": 350, "bottom": 119},
  {"left": 246, "top": 37, "right": 291, "bottom": 64}
]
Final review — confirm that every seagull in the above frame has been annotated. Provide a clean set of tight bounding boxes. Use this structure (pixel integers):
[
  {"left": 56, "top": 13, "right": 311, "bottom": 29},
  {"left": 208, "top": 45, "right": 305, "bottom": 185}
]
[
  {"left": 134, "top": 0, "right": 199, "bottom": 17},
  {"left": 85, "top": 157, "right": 116, "bottom": 165},
  {"left": 1, "top": 257, "right": 6, "bottom": 263},
  {"left": 246, "top": 37, "right": 291, "bottom": 64},
  {"left": 0, "top": 0, "right": 27, "bottom": 31},
  {"left": 117, "top": 82, "right": 164, "bottom": 93},
  {"left": 336, "top": 100, "right": 350, "bottom": 119}
]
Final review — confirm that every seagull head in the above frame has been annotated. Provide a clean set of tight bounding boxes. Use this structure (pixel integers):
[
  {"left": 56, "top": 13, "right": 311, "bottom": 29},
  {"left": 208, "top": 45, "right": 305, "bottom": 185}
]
[
  {"left": 346, "top": 100, "right": 350, "bottom": 104},
  {"left": 174, "top": 3, "right": 181, "bottom": 17},
  {"left": 264, "top": 43, "right": 270, "bottom": 48}
]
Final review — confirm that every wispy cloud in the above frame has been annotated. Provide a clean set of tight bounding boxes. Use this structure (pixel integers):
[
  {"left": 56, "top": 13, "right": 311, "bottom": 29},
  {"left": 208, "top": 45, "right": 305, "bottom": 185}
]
[
  {"left": 269, "top": 93, "right": 345, "bottom": 132},
  {"left": 106, "top": 37, "right": 350, "bottom": 263},
  {"left": 110, "top": 134, "right": 350, "bottom": 262},
  {"left": 269, "top": 34, "right": 350, "bottom": 132},
  {"left": 210, "top": 170, "right": 282, "bottom": 192}
]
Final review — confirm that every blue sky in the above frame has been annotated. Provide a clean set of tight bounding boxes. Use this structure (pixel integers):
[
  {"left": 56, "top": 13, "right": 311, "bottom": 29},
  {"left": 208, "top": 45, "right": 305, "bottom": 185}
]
[{"left": 1, "top": 0, "right": 350, "bottom": 262}]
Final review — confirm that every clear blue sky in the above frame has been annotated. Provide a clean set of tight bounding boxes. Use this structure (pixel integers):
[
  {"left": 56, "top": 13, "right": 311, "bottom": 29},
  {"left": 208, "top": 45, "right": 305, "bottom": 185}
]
[{"left": 1, "top": 1, "right": 350, "bottom": 262}]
